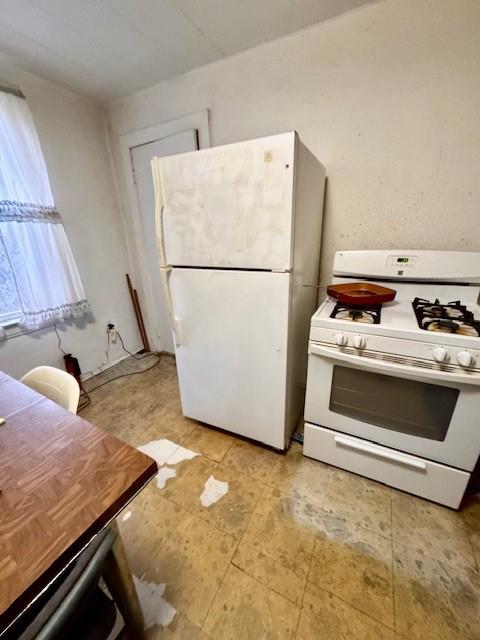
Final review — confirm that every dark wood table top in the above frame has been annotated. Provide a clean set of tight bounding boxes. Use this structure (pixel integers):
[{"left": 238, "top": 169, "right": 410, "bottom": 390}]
[{"left": 0, "top": 371, "right": 157, "bottom": 634}]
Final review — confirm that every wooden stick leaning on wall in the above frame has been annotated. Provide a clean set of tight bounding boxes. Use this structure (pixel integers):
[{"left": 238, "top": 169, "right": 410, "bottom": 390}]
[
  {"left": 133, "top": 288, "right": 150, "bottom": 353},
  {"left": 126, "top": 273, "right": 150, "bottom": 353}
]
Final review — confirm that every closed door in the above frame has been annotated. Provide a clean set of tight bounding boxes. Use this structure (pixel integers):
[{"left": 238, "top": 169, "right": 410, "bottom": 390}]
[
  {"left": 131, "top": 130, "right": 198, "bottom": 352},
  {"left": 170, "top": 268, "right": 291, "bottom": 449},
  {"left": 159, "top": 132, "right": 296, "bottom": 269}
]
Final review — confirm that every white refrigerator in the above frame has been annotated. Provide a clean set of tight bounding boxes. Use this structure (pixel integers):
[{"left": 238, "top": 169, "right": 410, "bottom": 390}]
[{"left": 152, "top": 131, "right": 325, "bottom": 449}]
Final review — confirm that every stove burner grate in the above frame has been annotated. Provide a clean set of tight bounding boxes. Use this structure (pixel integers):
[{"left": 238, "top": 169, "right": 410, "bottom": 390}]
[
  {"left": 412, "top": 297, "right": 480, "bottom": 337},
  {"left": 330, "top": 303, "right": 381, "bottom": 324}
]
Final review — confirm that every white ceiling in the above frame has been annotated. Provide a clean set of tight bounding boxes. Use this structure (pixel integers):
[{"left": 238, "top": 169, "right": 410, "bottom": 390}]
[{"left": 0, "top": 0, "right": 377, "bottom": 101}]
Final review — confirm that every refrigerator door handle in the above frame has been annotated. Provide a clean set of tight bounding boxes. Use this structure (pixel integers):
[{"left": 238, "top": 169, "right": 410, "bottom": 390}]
[
  {"left": 152, "top": 157, "right": 168, "bottom": 270},
  {"left": 159, "top": 264, "right": 182, "bottom": 346},
  {"left": 152, "top": 158, "right": 182, "bottom": 346}
]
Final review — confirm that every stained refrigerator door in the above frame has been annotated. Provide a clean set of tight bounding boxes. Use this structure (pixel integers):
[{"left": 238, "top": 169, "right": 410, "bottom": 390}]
[
  {"left": 169, "top": 268, "right": 291, "bottom": 448},
  {"left": 157, "top": 132, "right": 296, "bottom": 270}
]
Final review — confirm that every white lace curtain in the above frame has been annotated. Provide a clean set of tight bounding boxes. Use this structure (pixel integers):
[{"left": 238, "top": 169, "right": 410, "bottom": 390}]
[{"left": 0, "top": 89, "right": 89, "bottom": 329}]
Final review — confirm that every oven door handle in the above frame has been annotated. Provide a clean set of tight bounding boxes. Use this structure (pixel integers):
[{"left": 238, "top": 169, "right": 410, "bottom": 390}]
[
  {"left": 309, "top": 343, "right": 479, "bottom": 385},
  {"left": 334, "top": 434, "right": 427, "bottom": 470}
]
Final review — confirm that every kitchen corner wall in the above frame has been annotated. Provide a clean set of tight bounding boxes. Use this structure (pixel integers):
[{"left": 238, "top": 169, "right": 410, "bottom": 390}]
[
  {"left": 106, "top": 0, "right": 480, "bottom": 293},
  {"left": 0, "top": 52, "right": 140, "bottom": 379}
]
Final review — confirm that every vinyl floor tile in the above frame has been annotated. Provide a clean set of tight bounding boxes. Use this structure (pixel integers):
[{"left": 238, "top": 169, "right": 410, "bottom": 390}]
[
  {"left": 469, "top": 530, "right": 480, "bottom": 572},
  {"left": 188, "top": 461, "right": 265, "bottom": 538},
  {"left": 461, "top": 495, "right": 480, "bottom": 571},
  {"left": 157, "top": 455, "right": 216, "bottom": 509},
  {"left": 231, "top": 532, "right": 308, "bottom": 606},
  {"left": 181, "top": 424, "right": 235, "bottom": 462},
  {"left": 309, "top": 514, "right": 394, "bottom": 627},
  {"left": 231, "top": 486, "right": 323, "bottom": 604},
  {"left": 269, "top": 441, "right": 331, "bottom": 509},
  {"left": 393, "top": 542, "right": 480, "bottom": 640},
  {"left": 147, "top": 613, "right": 209, "bottom": 639},
  {"left": 221, "top": 439, "right": 281, "bottom": 484},
  {"left": 392, "top": 492, "right": 475, "bottom": 571},
  {"left": 117, "top": 481, "right": 185, "bottom": 577},
  {"left": 143, "top": 410, "right": 197, "bottom": 445},
  {"left": 297, "top": 581, "right": 395, "bottom": 640},
  {"left": 462, "top": 494, "right": 480, "bottom": 530},
  {"left": 203, "top": 564, "right": 299, "bottom": 640},
  {"left": 243, "top": 486, "right": 323, "bottom": 570},
  {"left": 322, "top": 467, "right": 392, "bottom": 537},
  {"left": 147, "top": 512, "right": 237, "bottom": 628}
]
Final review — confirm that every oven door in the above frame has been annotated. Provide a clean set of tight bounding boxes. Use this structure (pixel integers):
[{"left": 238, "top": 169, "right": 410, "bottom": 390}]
[{"left": 304, "top": 343, "right": 480, "bottom": 471}]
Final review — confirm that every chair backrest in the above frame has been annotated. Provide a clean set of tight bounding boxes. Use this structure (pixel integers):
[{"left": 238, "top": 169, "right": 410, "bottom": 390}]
[{"left": 20, "top": 365, "right": 80, "bottom": 414}]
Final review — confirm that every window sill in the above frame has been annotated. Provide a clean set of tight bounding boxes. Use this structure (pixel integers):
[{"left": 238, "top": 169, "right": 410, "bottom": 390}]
[{"left": 0, "top": 311, "right": 21, "bottom": 328}]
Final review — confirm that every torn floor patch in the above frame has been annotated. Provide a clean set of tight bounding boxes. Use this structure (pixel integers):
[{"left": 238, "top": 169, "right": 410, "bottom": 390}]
[
  {"left": 133, "top": 575, "right": 176, "bottom": 628},
  {"left": 155, "top": 466, "right": 176, "bottom": 489},
  {"left": 138, "top": 438, "right": 199, "bottom": 467},
  {"left": 200, "top": 475, "right": 229, "bottom": 507}
]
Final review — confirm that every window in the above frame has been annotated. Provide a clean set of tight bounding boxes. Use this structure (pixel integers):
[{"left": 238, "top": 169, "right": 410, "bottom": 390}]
[
  {"left": 0, "top": 238, "right": 21, "bottom": 324},
  {"left": 0, "top": 86, "right": 89, "bottom": 330}
]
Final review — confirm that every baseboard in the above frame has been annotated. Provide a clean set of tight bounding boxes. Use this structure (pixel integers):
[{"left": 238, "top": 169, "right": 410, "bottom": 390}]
[{"left": 80, "top": 344, "right": 144, "bottom": 382}]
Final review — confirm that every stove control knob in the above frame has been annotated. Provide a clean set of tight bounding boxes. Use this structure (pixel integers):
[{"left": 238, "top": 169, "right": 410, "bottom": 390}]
[
  {"left": 353, "top": 334, "right": 366, "bottom": 349},
  {"left": 432, "top": 347, "right": 449, "bottom": 363},
  {"left": 335, "top": 332, "right": 348, "bottom": 347},
  {"left": 457, "top": 350, "right": 475, "bottom": 368}
]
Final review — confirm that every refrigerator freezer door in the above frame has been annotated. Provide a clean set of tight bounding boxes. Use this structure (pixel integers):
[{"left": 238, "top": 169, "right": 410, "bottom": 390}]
[
  {"left": 158, "top": 132, "right": 296, "bottom": 270},
  {"left": 170, "top": 268, "right": 290, "bottom": 448}
]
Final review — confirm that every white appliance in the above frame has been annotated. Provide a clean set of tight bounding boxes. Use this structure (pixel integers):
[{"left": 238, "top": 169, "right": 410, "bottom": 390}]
[
  {"left": 152, "top": 132, "right": 326, "bottom": 449},
  {"left": 304, "top": 250, "right": 480, "bottom": 508}
]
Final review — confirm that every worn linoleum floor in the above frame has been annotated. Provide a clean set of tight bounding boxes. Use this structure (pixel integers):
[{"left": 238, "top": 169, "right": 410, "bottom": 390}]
[{"left": 81, "top": 355, "right": 480, "bottom": 640}]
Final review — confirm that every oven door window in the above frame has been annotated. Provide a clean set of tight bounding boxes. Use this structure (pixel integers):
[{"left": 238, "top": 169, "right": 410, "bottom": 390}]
[{"left": 330, "top": 366, "right": 459, "bottom": 441}]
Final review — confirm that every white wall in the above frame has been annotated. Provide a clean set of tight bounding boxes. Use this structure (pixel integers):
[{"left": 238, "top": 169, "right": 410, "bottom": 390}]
[
  {"left": 0, "top": 52, "right": 140, "bottom": 379},
  {"left": 107, "top": 0, "right": 480, "bottom": 291}
]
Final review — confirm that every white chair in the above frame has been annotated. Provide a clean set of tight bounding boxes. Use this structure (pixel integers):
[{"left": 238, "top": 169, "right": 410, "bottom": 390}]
[{"left": 20, "top": 365, "right": 80, "bottom": 414}]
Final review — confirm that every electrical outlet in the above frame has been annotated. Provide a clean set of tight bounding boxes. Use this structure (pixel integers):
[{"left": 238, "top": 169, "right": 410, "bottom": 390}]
[{"left": 107, "top": 323, "right": 117, "bottom": 343}]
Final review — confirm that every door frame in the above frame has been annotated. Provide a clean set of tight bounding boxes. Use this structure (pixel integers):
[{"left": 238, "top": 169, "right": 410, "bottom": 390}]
[{"left": 118, "top": 110, "right": 210, "bottom": 352}]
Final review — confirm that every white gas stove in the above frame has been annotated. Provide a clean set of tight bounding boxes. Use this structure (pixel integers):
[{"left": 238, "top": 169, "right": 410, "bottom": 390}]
[{"left": 304, "top": 250, "right": 480, "bottom": 509}]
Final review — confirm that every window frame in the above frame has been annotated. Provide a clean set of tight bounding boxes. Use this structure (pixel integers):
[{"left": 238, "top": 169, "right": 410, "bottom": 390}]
[
  {"left": 0, "top": 309, "right": 20, "bottom": 327},
  {"left": 0, "top": 234, "right": 21, "bottom": 326}
]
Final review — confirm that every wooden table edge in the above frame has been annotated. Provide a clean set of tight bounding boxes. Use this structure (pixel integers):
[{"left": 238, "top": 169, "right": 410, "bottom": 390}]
[{"left": 0, "top": 459, "right": 157, "bottom": 637}]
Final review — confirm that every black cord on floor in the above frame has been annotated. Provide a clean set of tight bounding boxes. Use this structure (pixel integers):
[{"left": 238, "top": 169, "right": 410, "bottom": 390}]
[
  {"left": 82, "top": 355, "right": 161, "bottom": 396},
  {"left": 117, "top": 331, "right": 152, "bottom": 360},
  {"left": 77, "top": 331, "right": 162, "bottom": 411},
  {"left": 77, "top": 390, "right": 92, "bottom": 412}
]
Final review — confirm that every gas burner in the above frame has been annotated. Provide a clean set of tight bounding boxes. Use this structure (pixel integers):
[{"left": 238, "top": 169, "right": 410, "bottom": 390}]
[
  {"left": 422, "top": 305, "right": 465, "bottom": 319},
  {"left": 413, "top": 297, "right": 480, "bottom": 337},
  {"left": 423, "top": 319, "right": 480, "bottom": 336},
  {"left": 330, "top": 303, "right": 381, "bottom": 324}
]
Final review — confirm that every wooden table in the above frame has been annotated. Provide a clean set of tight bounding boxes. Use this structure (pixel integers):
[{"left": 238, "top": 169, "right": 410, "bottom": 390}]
[{"left": 0, "top": 371, "right": 157, "bottom": 637}]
